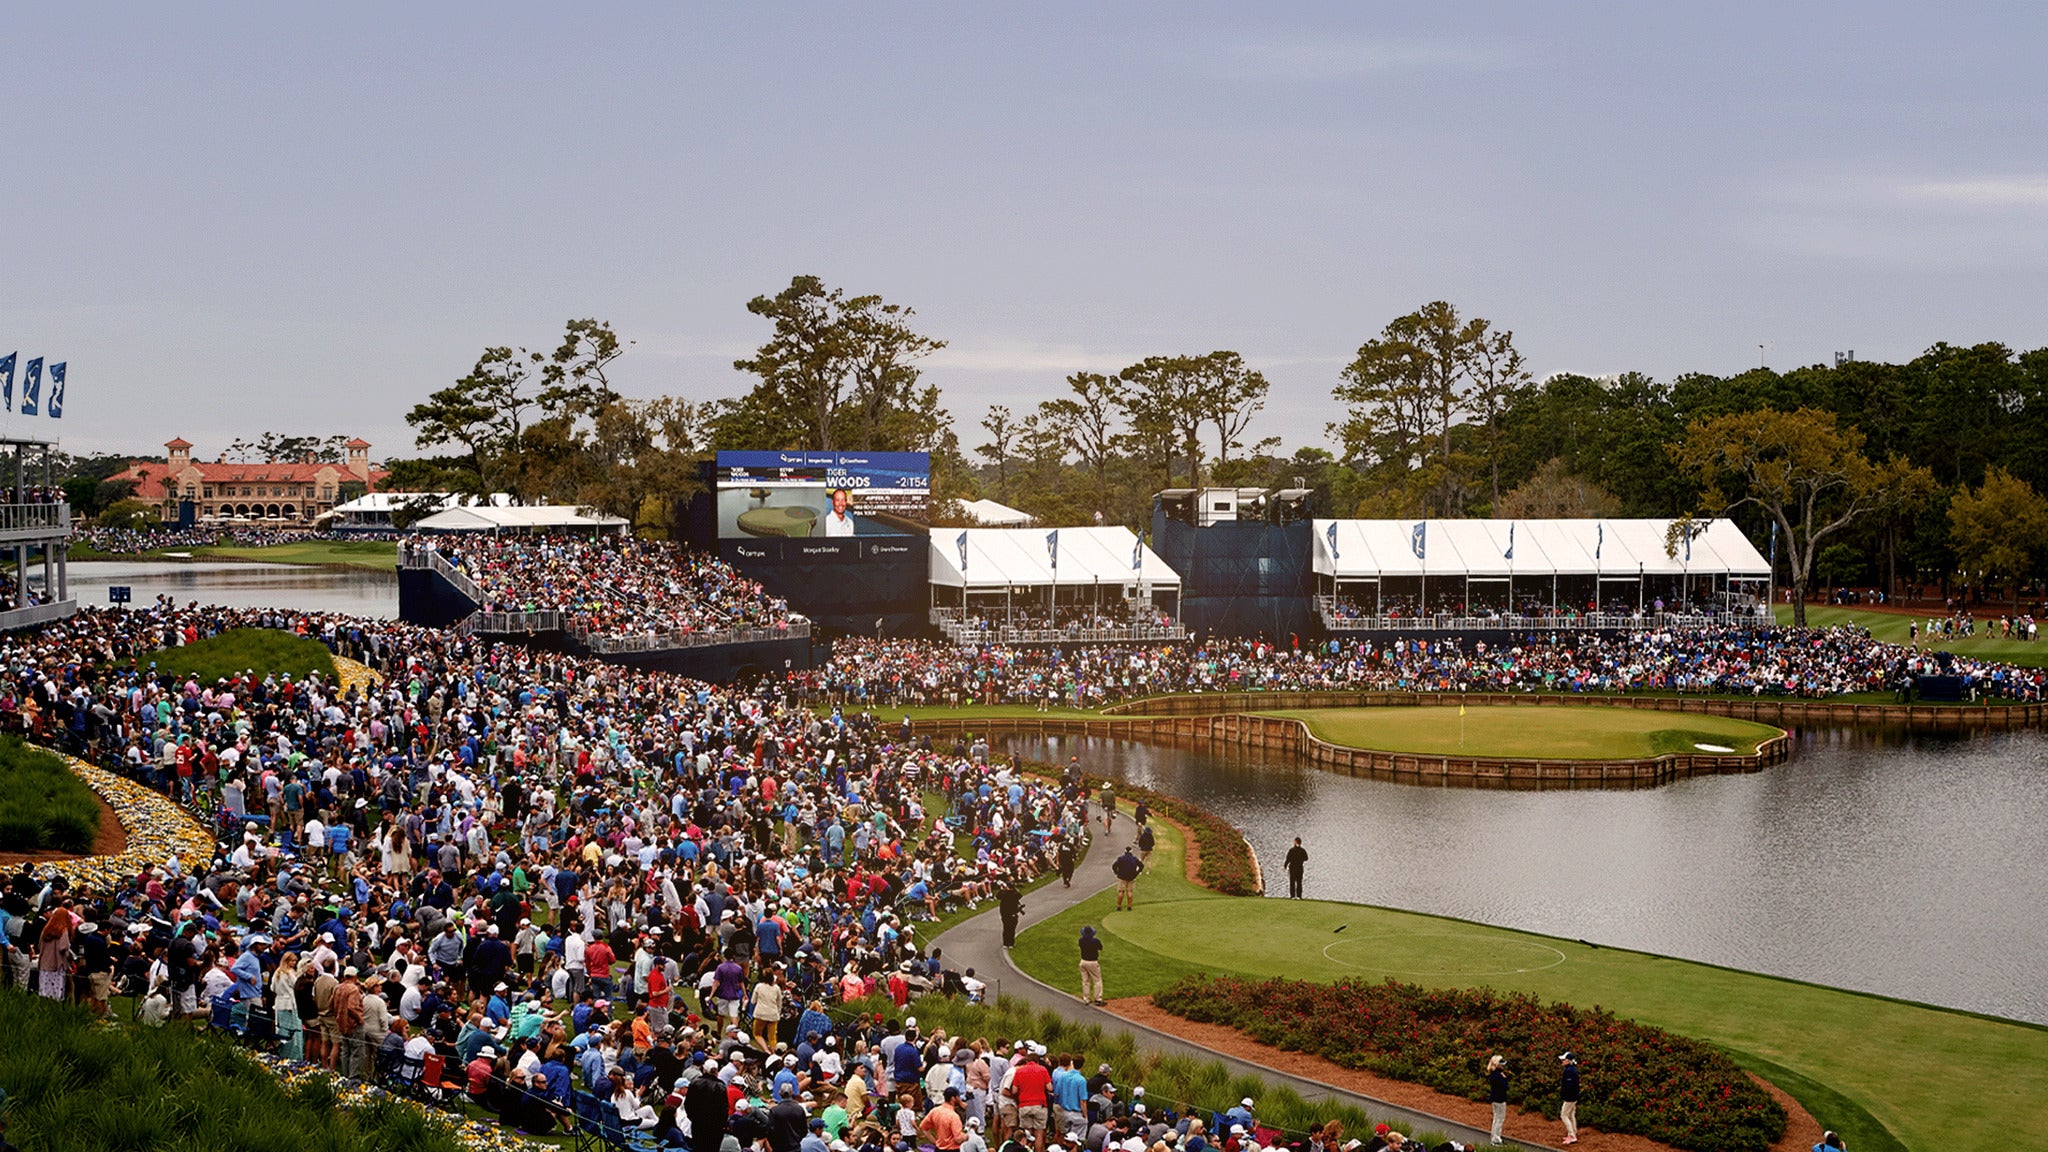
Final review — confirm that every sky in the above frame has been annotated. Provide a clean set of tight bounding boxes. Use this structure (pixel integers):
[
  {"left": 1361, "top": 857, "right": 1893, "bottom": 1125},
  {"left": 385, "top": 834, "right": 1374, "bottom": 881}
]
[{"left": 5, "top": 4, "right": 2047, "bottom": 459}]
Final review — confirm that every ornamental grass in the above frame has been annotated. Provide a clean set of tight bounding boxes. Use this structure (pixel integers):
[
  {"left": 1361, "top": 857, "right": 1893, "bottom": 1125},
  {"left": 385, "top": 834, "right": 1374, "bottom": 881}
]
[{"left": 0, "top": 737, "right": 101, "bottom": 854}]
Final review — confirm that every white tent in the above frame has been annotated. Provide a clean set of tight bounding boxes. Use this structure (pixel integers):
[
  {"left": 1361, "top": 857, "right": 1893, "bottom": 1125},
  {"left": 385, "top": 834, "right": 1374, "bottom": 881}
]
[
  {"left": 1312, "top": 517, "right": 1768, "bottom": 579},
  {"left": 930, "top": 526, "right": 1180, "bottom": 589},
  {"left": 958, "top": 498, "right": 1035, "bottom": 527},
  {"left": 1309, "top": 517, "right": 1771, "bottom": 620},
  {"left": 412, "top": 505, "right": 630, "bottom": 533}
]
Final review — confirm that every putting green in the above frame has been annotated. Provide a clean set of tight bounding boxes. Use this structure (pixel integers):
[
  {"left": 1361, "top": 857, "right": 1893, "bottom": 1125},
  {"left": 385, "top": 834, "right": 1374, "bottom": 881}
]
[{"left": 1264, "top": 705, "right": 1782, "bottom": 759}]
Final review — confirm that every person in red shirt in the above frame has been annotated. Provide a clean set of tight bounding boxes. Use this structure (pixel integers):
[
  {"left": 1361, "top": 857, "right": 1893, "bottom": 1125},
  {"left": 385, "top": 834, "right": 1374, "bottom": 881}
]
[
  {"left": 1007, "top": 1050, "right": 1054, "bottom": 1152},
  {"left": 585, "top": 937, "right": 616, "bottom": 998}
]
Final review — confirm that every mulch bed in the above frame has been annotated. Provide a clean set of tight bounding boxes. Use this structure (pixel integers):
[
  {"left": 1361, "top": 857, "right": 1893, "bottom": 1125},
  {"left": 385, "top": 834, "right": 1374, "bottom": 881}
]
[
  {"left": 0, "top": 788, "right": 128, "bottom": 865},
  {"left": 1102, "top": 997, "right": 1823, "bottom": 1152}
]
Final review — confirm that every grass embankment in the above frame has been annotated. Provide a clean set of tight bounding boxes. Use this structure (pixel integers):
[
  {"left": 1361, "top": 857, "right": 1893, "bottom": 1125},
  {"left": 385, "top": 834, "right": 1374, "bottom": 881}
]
[
  {"left": 1012, "top": 819, "right": 2042, "bottom": 1152},
  {"left": 136, "top": 627, "right": 337, "bottom": 683},
  {"left": 1778, "top": 604, "right": 2048, "bottom": 670},
  {"left": 1265, "top": 705, "right": 1782, "bottom": 759},
  {"left": 0, "top": 737, "right": 102, "bottom": 853},
  {"left": 0, "top": 990, "right": 473, "bottom": 1152}
]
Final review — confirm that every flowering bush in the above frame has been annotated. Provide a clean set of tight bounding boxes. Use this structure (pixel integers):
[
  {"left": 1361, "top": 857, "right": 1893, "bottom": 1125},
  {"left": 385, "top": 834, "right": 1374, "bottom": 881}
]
[
  {"left": 1153, "top": 974, "right": 1785, "bottom": 1152},
  {"left": 1089, "top": 777, "right": 1261, "bottom": 896}
]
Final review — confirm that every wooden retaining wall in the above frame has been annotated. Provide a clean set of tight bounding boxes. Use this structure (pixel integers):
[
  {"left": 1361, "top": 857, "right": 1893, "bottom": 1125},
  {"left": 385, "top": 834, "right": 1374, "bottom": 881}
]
[
  {"left": 1096, "top": 690, "right": 2048, "bottom": 734},
  {"left": 910, "top": 712, "right": 1796, "bottom": 791}
]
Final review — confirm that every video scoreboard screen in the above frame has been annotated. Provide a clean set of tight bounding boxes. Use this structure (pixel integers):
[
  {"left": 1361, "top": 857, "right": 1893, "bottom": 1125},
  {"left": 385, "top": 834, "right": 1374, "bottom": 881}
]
[{"left": 714, "top": 450, "right": 929, "bottom": 539}]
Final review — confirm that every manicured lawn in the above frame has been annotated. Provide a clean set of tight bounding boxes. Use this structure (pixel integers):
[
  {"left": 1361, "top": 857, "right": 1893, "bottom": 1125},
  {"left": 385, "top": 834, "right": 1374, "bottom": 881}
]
[
  {"left": 820, "top": 703, "right": 1109, "bottom": 722},
  {"left": 192, "top": 540, "right": 398, "bottom": 569},
  {"left": 0, "top": 737, "right": 102, "bottom": 853},
  {"left": 135, "top": 628, "right": 338, "bottom": 683},
  {"left": 1263, "top": 705, "right": 1782, "bottom": 758},
  {"left": 1778, "top": 604, "right": 2048, "bottom": 669},
  {"left": 1013, "top": 820, "right": 2044, "bottom": 1152}
]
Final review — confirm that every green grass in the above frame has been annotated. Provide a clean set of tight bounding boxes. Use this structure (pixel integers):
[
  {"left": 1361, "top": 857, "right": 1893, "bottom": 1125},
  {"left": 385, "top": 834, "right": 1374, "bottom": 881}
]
[
  {"left": 135, "top": 627, "right": 338, "bottom": 683},
  {"left": 822, "top": 703, "right": 1110, "bottom": 722},
  {"left": 1778, "top": 604, "right": 2048, "bottom": 669},
  {"left": 0, "top": 737, "right": 100, "bottom": 853},
  {"left": 191, "top": 540, "right": 398, "bottom": 568},
  {"left": 1263, "top": 705, "right": 1782, "bottom": 759},
  {"left": 0, "top": 988, "right": 473, "bottom": 1152},
  {"left": 1012, "top": 819, "right": 2045, "bottom": 1152}
]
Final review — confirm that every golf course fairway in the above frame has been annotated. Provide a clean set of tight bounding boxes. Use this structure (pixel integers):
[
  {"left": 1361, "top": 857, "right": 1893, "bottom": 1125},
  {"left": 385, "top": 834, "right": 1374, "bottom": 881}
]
[
  {"left": 1262, "top": 705, "right": 1782, "bottom": 759},
  {"left": 1012, "top": 818, "right": 2045, "bottom": 1152}
]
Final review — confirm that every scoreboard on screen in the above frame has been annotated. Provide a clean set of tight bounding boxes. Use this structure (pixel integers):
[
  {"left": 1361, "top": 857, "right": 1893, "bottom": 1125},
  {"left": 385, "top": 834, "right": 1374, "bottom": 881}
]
[{"left": 714, "top": 450, "right": 929, "bottom": 539}]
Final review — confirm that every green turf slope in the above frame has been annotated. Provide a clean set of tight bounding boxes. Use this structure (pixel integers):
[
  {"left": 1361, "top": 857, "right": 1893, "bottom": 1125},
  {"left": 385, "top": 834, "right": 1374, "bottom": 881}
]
[{"left": 1264, "top": 705, "right": 1782, "bottom": 759}]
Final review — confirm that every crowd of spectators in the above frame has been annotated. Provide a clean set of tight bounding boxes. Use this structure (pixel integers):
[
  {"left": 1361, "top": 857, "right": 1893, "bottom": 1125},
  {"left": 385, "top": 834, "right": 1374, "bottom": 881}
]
[
  {"left": 808, "top": 627, "right": 2046, "bottom": 708},
  {"left": 412, "top": 535, "right": 799, "bottom": 645},
  {"left": 74, "top": 526, "right": 395, "bottom": 554},
  {"left": 0, "top": 599, "right": 1093, "bottom": 1148}
]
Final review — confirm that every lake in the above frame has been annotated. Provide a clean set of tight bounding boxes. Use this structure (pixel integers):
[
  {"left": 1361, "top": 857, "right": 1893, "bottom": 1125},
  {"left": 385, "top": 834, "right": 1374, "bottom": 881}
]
[
  {"left": 1002, "top": 726, "right": 2048, "bottom": 1025},
  {"left": 64, "top": 560, "right": 398, "bottom": 618}
]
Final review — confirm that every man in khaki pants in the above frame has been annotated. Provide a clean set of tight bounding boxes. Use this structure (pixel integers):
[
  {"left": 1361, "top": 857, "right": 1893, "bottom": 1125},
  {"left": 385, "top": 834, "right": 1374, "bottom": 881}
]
[
  {"left": 1077, "top": 926, "right": 1104, "bottom": 1006},
  {"left": 1558, "top": 1051, "right": 1581, "bottom": 1145}
]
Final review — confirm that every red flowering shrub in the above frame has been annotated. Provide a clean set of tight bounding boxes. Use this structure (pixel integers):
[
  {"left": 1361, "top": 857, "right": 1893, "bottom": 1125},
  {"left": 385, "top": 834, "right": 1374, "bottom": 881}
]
[{"left": 1153, "top": 974, "right": 1785, "bottom": 1152}]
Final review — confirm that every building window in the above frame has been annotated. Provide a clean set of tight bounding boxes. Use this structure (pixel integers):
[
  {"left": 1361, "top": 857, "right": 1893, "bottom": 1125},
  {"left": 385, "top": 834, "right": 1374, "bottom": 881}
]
[{"left": 203, "top": 486, "right": 213, "bottom": 498}]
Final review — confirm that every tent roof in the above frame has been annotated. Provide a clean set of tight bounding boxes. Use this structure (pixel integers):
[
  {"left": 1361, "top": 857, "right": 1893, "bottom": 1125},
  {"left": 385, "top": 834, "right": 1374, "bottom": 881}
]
[
  {"left": 412, "top": 505, "right": 629, "bottom": 532},
  {"left": 1312, "top": 518, "right": 1770, "bottom": 579},
  {"left": 930, "top": 526, "right": 1181, "bottom": 589},
  {"left": 958, "top": 498, "right": 1035, "bottom": 526}
]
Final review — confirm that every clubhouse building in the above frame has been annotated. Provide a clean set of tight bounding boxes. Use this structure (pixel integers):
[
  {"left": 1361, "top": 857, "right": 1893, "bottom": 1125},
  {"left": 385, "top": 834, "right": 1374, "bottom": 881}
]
[{"left": 109, "top": 437, "right": 388, "bottom": 527}]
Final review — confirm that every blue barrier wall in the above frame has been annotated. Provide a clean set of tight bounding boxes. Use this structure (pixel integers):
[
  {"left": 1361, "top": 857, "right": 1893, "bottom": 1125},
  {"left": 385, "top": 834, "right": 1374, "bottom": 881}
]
[{"left": 1151, "top": 509, "right": 1316, "bottom": 640}]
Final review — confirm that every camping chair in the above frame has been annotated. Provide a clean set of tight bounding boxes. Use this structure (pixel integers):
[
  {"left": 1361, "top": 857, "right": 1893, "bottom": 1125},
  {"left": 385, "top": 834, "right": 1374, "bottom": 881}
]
[{"left": 208, "top": 996, "right": 242, "bottom": 1037}]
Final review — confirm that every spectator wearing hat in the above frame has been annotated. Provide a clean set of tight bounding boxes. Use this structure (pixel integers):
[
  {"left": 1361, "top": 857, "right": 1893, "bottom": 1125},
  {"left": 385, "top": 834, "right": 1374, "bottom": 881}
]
[
  {"left": 922, "top": 1086, "right": 969, "bottom": 1152},
  {"left": 1485, "top": 1054, "right": 1510, "bottom": 1145},
  {"left": 1558, "top": 1051, "right": 1580, "bottom": 1145}
]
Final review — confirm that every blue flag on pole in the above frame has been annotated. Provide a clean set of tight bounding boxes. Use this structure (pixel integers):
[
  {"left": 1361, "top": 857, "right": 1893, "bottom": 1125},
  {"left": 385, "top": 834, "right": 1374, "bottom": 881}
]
[
  {"left": 1769, "top": 520, "right": 1778, "bottom": 567},
  {"left": 1132, "top": 531, "right": 1142, "bottom": 570},
  {"left": 1684, "top": 522, "right": 1694, "bottom": 563},
  {"left": 20, "top": 358, "right": 40, "bottom": 416},
  {"left": 1046, "top": 529, "right": 1059, "bottom": 569},
  {"left": 957, "top": 530, "right": 969, "bottom": 572},
  {"left": 46, "top": 363, "right": 64, "bottom": 419},
  {"left": 0, "top": 353, "right": 12, "bottom": 411},
  {"left": 1410, "top": 521, "right": 1426, "bottom": 559},
  {"left": 1595, "top": 523, "right": 1603, "bottom": 561},
  {"left": 1326, "top": 521, "right": 1339, "bottom": 560},
  {"left": 1504, "top": 522, "right": 1515, "bottom": 561}
]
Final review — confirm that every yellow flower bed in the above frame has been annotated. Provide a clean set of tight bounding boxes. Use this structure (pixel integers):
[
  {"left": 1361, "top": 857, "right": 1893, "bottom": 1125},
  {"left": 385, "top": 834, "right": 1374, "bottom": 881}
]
[
  {"left": 250, "top": 1053, "right": 543, "bottom": 1152},
  {"left": 28, "top": 755, "right": 216, "bottom": 889},
  {"left": 333, "top": 654, "right": 383, "bottom": 695}
]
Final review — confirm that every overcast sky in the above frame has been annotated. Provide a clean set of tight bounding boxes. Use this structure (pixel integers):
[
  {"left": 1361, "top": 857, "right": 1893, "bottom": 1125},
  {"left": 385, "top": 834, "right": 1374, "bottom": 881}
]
[{"left": 6, "top": 4, "right": 2046, "bottom": 458}]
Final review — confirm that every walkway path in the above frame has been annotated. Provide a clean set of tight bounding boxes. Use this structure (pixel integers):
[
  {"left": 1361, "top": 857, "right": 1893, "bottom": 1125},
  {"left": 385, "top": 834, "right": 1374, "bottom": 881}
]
[{"left": 931, "top": 805, "right": 1541, "bottom": 1151}]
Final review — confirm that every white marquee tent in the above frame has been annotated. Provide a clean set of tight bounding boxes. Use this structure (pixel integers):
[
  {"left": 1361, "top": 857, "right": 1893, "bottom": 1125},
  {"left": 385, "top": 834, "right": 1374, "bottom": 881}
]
[
  {"left": 1310, "top": 517, "right": 1770, "bottom": 618},
  {"left": 931, "top": 526, "right": 1180, "bottom": 590}
]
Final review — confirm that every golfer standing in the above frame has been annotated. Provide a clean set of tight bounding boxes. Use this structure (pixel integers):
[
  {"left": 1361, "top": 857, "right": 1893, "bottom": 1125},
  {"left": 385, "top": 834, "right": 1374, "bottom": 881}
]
[
  {"left": 1111, "top": 848, "right": 1142, "bottom": 911},
  {"left": 1558, "top": 1051, "right": 1580, "bottom": 1145},
  {"left": 1485, "top": 1054, "right": 1510, "bottom": 1145},
  {"left": 1284, "top": 837, "right": 1308, "bottom": 899},
  {"left": 1077, "top": 926, "right": 1104, "bottom": 1006},
  {"left": 997, "top": 880, "right": 1023, "bottom": 949}
]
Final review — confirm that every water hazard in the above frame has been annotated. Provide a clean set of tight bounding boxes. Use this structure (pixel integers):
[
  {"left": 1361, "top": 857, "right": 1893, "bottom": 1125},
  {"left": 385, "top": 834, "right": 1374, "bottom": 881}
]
[
  {"left": 1001, "top": 727, "right": 2048, "bottom": 1025},
  {"left": 64, "top": 560, "right": 398, "bottom": 618}
]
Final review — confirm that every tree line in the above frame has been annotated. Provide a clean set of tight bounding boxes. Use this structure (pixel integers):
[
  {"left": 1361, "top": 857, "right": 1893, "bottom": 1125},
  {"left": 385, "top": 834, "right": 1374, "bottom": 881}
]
[{"left": 378, "top": 278, "right": 2048, "bottom": 618}]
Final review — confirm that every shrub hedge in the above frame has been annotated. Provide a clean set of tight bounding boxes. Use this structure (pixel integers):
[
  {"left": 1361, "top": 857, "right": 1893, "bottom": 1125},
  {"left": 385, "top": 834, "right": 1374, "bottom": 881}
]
[
  {"left": 0, "top": 737, "right": 102, "bottom": 854},
  {"left": 134, "top": 626, "right": 337, "bottom": 685},
  {"left": 1153, "top": 973, "right": 1787, "bottom": 1152}
]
